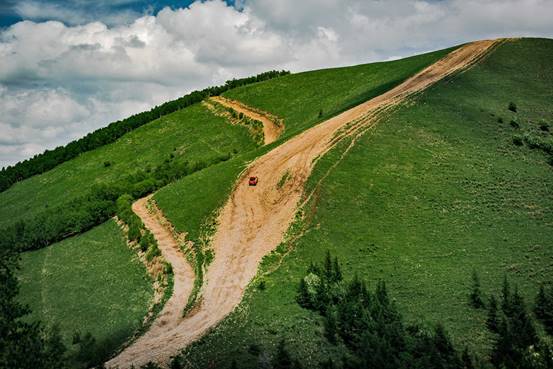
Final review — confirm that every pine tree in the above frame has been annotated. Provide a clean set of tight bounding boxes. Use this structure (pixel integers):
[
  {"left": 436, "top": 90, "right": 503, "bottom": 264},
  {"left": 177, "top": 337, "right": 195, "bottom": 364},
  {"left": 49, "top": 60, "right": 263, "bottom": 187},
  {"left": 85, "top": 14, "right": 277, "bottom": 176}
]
[
  {"left": 332, "top": 257, "right": 342, "bottom": 282},
  {"left": 324, "top": 251, "right": 333, "bottom": 282},
  {"left": 486, "top": 295, "right": 499, "bottom": 333},
  {"left": 534, "top": 284, "right": 553, "bottom": 335},
  {"left": 491, "top": 316, "right": 516, "bottom": 369},
  {"left": 501, "top": 275, "right": 512, "bottom": 317},
  {"left": 534, "top": 284, "right": 547, "bottom": 319},
  {"left": 461, "top": 347, "right": 475, "bottom": 369},
  {"left": 324, "top": 307, "right": 338, "bottom": 344},
  {"left": 320, "top": 358, "right": 336, "bottom": 369},
  {"left": 431, "top": 324, "right": 462, "bottom": 369},
  {"left": 273, "top": 340, "right": 292, "bottom": 369},
  {"left": 469, "top": 270, "right": 485, "bottom": 309},
  {"left": 296, "top": 278, "right": 311, "bottom": 308},
  {"left": 510, "top": 287, "right": 538, "bottom": 348},
  {"left": 0, "top": 243, "right": 67, "bottom": 369}
]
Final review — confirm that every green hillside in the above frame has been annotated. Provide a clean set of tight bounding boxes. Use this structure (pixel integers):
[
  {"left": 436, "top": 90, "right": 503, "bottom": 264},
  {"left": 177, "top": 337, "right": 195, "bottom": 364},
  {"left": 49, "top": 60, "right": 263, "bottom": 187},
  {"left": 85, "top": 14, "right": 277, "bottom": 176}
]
[
  {"left": 0, "top": 45, "right": 452, "bottom": 368},
  {"left": 17, "top": 220, "right": 152, "bottom": 366},
  {"left": 6, "top": 36, "right": 553, "bottom": 369},
  {"left": 223, "top": 47, "right": 454, "bottom": 139},
  {"left": 155, "top": 47, "right": 454, "bottom": 246},
  {"left": 0, "top": 104, "right": 256, "bottom": 230},
  {"left": 7, "top": 44, "right": 455, "bottom": 368},
  {"left": 176, "top": 38, "right": 553, "bottom": 368}
]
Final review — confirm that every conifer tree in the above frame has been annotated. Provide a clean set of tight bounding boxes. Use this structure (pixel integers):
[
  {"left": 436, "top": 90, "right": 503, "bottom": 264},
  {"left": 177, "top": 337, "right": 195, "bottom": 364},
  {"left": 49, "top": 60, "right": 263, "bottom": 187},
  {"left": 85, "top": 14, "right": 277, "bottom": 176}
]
[
  {"left": 296, "top": 278, "right": 311, "bottom": 308},
  {"left": 510, "top": 287, "right": 538, "bottom": 348},
  {"left": 486, "top": 295, "right": 499, "bottom": 333},
  {"left": 534, "top": 284, "right": 553, "bottom": 335},
  {"left": 332, "top": 257, "right": 342, "bottom": 283},
  {"left": 469, "top": 270, "right": 485, "bottom": 309},
  {"left": 461, "top": 347, "right": 475, "bottom": 369},
  {"left": 324, "top": 307, "right": 338, "bottom": 344},
  {"left": 501, "top": 275, "right": 513, "bottom": 317},
  {"left": 324, "top": 251, "right": 333, "bottom": 282},
  {"left": 273, "top": 340, "right": 293, "bottom": 369},
  {"left": 534, "top": 284, "right": 548, "bottom": 319},
  {"left": 432, "top": 324, "right": 462, "bottom": 368}
]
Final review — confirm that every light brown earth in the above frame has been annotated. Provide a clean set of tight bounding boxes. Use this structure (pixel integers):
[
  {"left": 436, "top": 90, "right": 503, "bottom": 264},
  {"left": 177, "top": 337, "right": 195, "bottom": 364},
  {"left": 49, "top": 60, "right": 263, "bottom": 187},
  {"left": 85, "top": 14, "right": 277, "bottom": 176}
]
[
  {"left": 210, "top": 95, "right": 284, "bottom": 145},
  {"left": 106, "top": 39, "right": 499, "bottom": 368},
  {"left": 106, "top": 195, "right": 195, "bottom": 368}
]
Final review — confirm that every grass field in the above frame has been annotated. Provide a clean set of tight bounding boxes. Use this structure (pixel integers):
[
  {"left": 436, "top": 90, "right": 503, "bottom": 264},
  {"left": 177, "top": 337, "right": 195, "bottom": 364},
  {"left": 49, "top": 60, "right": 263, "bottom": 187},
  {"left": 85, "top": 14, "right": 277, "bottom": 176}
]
[
  {"left": 0, "top": 104, "right": 257, "bottom": 229},
  {"left": 176, "top": 38, "right": 553, "bottom": 368},
  {"left": 17, "top": 220, "right": 152, "bottom": 359},
  {"left": 155, "top": 47, "right": 453, "bottom": 246},
  {"left": 154, "top": 156, "right": 249, "bottom": 242},
  {"left": 224, "top": 47, "right": 455, "bottom": 140}
]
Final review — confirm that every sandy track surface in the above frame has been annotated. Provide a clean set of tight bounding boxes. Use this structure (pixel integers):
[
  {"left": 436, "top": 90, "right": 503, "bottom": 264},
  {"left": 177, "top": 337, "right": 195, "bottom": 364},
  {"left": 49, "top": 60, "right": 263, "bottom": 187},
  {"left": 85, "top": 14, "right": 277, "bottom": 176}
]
[
  {"left": 210, "top": 95, "right": 284, "bottom": 145},
  {"left": 106, "top": 196, "right": 195, "bottom": 368},
  {"left": 106, "top": 40, "right": 498, "bottom": 368}
]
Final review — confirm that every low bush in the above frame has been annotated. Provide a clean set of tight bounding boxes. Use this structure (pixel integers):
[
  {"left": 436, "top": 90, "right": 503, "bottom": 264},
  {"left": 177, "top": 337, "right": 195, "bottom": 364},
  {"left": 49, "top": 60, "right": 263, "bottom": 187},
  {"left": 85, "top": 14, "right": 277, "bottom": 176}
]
[
  {"left": 146, "top": 242, "right": 161, "bottom": 262},
  {"left": 508, "top": 101, "right": 518, "bottom": 112}
]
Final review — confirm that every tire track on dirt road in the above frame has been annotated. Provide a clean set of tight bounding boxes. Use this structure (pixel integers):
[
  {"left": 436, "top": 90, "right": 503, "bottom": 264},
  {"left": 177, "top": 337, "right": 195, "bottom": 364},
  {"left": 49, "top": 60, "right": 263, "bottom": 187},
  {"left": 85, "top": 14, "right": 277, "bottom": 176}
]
[
  {"left": 106, "top": 196, "right": 195, "bottom": 368},
  {"left": 106, "top": 39, "right": 500, "bottom": 368}
]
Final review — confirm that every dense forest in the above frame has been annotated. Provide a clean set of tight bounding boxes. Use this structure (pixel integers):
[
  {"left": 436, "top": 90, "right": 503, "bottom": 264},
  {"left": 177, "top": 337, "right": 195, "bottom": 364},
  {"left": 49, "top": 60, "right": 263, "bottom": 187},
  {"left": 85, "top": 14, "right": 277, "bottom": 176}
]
[{"left": 0, "top": 70, "right": 289, "bottom": 193}]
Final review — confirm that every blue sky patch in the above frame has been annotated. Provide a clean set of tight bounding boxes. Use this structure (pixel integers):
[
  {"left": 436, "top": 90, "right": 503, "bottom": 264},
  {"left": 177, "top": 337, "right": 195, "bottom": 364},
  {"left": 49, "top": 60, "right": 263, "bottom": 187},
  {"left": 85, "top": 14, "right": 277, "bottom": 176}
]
[{"left": 0, "top": 0, "right": 237, "bottom": 27}]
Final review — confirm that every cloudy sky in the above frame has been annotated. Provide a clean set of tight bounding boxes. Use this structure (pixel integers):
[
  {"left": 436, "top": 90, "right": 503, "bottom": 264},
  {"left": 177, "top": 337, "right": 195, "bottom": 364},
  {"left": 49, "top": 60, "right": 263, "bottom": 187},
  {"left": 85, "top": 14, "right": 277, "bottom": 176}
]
[{"left": 1, "top": 0, "right": 552, "bottom": 168}]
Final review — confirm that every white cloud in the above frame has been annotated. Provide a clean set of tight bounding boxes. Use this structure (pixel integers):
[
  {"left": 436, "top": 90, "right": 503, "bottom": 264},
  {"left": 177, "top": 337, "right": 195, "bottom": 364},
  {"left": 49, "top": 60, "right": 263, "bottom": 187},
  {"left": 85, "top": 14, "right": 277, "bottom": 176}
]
[{"left": 1, "top": 0, "right": 553, "bottom": 167}]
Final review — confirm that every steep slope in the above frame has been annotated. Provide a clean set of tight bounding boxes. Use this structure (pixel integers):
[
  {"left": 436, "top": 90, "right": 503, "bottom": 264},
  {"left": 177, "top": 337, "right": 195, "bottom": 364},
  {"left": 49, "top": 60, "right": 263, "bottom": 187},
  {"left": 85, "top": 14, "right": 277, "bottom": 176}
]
[
  {"left": 0, "top": 104, "right": 257, "bottom": 230},
  {"left": 108, "top": 40, "right": 497, "bottom": 368},
  {"left": 17, "top": 220, "right": 152, "bottom": 362},
  {"left": 154, "top": 44, "right": 456, "bottom": 255},
  {"left": 105, "top": 196, "right": 195, "bottom": 368},
  {"left": 223, "top": 46, "right": 456, "bottom": 140},
  {"left": 179, "top": 38, "right": 553, "bottom": 368}
]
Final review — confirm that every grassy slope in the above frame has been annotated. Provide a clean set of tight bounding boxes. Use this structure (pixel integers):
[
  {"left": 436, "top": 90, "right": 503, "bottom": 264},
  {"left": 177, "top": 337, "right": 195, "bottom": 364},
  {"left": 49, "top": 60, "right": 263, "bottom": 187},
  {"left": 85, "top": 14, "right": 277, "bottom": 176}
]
[
  {"left": 178, "top": 38, "right": 553, "bottom": 367},
  {"left": 155, "top": 48, "right": 454, "bottom": 243},
  {"left": 18, "top": 220, "right": 152, "bottom": 351},
  {"left": 10, "top": 103, "right": 256, "bottom": 363},
  {"left": 224, "top": 47, "right": 454, "bottom": 139},
  {"left": 0, "top": 104, "right": 256, "bottom": 229}
]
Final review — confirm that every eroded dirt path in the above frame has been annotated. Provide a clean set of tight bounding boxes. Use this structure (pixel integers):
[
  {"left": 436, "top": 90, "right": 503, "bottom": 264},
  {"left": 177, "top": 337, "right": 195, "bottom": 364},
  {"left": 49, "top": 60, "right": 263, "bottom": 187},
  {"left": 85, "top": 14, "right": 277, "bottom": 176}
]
[
  {"left": 106, "top": 196, "right": 195, "bottom": 368},
  {"left": 210, "top": 95, "right": 284, "bottom": 145},
  {"left": 106, "top": 39, "right": 499, "bottom": 368}
]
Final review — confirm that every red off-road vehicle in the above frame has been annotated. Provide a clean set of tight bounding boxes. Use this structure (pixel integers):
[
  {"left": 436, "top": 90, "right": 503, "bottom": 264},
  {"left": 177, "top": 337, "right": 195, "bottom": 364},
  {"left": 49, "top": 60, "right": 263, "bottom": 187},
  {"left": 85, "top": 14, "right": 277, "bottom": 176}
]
[{"left": 248, "top": 176, "right": 258, "bottom": 186}]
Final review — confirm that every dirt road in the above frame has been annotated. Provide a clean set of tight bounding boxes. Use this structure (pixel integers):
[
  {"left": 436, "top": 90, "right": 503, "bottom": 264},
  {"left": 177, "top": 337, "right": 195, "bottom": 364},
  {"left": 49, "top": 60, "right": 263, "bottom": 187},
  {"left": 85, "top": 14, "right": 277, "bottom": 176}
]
[
  {"left": 210, "top": 95, "right": 283, "bottom": 145},
  {"left": 106, "top": 39, "right": 499, "bottom": 368},
  {"left": 106, "top": 196, "right": 195, "bottom": 368}
]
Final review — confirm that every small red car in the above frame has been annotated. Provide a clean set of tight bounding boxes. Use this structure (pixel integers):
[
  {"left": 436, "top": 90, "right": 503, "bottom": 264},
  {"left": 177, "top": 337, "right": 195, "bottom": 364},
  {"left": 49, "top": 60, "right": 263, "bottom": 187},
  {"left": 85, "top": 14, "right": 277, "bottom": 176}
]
[{"left": 248, "top": 176, "right": 258, "bottom": 186}]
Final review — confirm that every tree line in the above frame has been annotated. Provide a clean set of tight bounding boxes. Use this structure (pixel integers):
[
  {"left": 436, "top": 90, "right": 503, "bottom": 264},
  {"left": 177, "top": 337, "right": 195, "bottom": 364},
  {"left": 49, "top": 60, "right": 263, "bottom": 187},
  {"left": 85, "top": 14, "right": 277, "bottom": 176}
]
[
  {"left": 0, "top": 70, "right": 290, "bottom": 193},
  {"left": 293, "top": 252, "right": 553, "bottom": 369},
  {"left": 0, "top": 151, "right": 233, "bottom": 252}
]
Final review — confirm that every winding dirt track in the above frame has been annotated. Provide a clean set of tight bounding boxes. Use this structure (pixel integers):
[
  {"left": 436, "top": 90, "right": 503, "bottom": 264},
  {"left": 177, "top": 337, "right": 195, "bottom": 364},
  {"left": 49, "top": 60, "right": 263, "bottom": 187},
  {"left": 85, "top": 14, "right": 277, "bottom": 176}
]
[
  {"left": 210, "top": 95, "right": 284, "bottom": 145},
  {"left": 106, "top": 196, "right": 195, "bottom": 368},
  {"left": 106, "top": 40, "right": 498, "bottom": 368}
]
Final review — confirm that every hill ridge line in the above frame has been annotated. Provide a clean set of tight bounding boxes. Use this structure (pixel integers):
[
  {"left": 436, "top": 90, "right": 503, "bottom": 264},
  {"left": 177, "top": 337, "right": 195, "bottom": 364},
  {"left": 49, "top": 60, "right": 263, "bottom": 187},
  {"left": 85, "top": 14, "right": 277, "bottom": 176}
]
[{"left": 106, "top": 39, "right": 500, "bottom": 368}]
